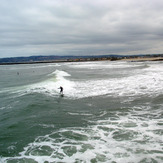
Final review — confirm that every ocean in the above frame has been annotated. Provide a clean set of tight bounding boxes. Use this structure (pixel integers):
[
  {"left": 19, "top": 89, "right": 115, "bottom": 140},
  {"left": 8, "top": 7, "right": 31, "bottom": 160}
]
[{"left": 0, "top": 60, "right": 162, "bottom": 163}]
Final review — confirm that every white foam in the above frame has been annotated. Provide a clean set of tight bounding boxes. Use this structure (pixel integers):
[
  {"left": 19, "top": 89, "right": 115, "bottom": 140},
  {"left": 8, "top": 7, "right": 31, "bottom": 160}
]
[
  {"left": 58, "top": 61, "right": 163, "bottom": 99},
  {"left": 2, "top": 62, "right": 163, "bottom": 100},
  {"left": 2, "top": 105, "right": 162, "bottom": 163},
  {"left": 67, "top": 61, "right": 143, "bottom": 69},
  {"left": 8, "top": 61, "right": 162, "bottom": 100},
  {"left": 70, "top": 71, "right": 163, "bottom": 99},
  {"left": 8, "top": 70, "right": 76, "bottom": 97},
  {"left": 67, "top": 112, "right": 92, "bottom": 116},
  {"left": 49, "top": 69, "right": 71, "bottom": 77}
]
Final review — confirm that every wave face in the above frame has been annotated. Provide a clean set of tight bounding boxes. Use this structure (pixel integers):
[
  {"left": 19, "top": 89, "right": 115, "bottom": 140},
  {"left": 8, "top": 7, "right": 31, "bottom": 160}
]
[
  {"left": 0, "top": 61, "right": 163, "bottom": 163},
  {"left": 2, "top": 61, "right": 162, "bottom": 99}
]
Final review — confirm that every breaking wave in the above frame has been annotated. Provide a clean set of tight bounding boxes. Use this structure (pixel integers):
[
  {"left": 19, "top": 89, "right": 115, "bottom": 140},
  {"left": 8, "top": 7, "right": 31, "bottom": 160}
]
[
  {"left": 1, "top": 105, "right": 162, "bottom": 163},
  {"left": 2, "top": 62, "right": 163, "bottom": 100}
]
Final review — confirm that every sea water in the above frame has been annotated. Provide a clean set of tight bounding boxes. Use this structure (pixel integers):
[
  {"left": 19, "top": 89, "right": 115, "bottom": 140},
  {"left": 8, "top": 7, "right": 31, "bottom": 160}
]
[{"left": 0, "top": 61, "right": 162, "bottom": 163}]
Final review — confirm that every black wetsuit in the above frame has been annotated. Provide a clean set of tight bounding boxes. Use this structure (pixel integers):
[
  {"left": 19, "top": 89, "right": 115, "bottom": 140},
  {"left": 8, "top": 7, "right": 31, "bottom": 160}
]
[{"left": 60, "top": 87, "right": 63, "bottom": 94}]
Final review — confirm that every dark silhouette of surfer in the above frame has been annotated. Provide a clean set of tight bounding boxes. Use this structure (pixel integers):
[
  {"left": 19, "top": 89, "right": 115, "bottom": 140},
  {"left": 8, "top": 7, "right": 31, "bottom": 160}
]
[{"left": 59, "top": 86, "right": 63, "bottom": 95}]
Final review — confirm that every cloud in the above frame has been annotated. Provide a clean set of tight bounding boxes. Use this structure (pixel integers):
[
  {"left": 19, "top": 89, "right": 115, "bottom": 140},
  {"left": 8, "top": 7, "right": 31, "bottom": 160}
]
[{"left": 0, "top": 0, "right": 163, "bottom": 58}]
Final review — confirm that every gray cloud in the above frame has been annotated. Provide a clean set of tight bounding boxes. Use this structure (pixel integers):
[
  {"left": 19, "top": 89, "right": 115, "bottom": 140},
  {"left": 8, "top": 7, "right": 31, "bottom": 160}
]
[{"left": 0, "top": 0, "right": 163, "bottom": 58}]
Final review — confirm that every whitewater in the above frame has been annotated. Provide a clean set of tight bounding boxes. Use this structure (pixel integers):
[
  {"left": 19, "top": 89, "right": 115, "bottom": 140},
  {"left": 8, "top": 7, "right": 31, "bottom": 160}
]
[{"left": 0, "top": 60, "right": 162, "bottom": 163}]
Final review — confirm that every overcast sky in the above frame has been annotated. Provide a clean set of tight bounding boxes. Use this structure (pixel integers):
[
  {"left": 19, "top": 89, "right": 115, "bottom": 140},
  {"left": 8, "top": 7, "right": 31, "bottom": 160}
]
[{"left": 0, "top": 0, "right": 163, "bottom": 58}]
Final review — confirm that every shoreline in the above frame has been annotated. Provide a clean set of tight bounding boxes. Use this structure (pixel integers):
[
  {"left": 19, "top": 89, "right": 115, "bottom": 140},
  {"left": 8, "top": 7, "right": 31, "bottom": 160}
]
[
  {"left": 0, "top": 56, "right": 163, "bottom": 65},
  {"left": 121, "top": 57, "right": 163, "bottom": 62}
]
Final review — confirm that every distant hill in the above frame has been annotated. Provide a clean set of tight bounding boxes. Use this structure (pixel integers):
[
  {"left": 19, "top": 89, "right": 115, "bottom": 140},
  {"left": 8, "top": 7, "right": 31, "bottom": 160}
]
[
  {"left": 0, "top": 55, "right": 121, "bottom": 64},
  {"left": 0, "top": 55, "right": 69, "bottom": 64},
  {"left": 0, "top": 54, "right": 162, "bottom": 64}
]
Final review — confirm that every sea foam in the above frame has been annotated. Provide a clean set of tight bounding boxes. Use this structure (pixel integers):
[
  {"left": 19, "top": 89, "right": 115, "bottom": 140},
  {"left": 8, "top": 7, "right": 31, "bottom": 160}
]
[
  {"left": 1, "top": 105, "right": 162, "bottom": 163},
  {"left": 15, "top": 61, "right": 163, "bottom": 100}
]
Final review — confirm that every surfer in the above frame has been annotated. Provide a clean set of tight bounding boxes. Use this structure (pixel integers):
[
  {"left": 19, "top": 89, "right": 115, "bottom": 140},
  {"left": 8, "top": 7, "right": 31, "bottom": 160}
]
[{"left": 58, "top": 86, "right": 63, "bottom": 95}]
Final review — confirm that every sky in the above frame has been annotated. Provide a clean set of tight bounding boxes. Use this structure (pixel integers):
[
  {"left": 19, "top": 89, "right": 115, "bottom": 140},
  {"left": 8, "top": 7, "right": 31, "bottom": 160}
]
[{"left": 0, "top": 0, "right": 163, "bottom": 58}]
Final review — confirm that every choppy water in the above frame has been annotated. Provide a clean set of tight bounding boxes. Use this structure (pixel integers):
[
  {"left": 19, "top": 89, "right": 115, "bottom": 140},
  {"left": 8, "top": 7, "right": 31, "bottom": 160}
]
[{"left": 0, "top": 61, "right": 163, "bottom": 163}]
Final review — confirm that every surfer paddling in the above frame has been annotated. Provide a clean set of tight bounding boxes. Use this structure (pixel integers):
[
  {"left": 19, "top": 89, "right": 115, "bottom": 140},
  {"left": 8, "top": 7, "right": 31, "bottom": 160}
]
[{"left": 58, "top": 86, "right": 63, "bottom": 95}]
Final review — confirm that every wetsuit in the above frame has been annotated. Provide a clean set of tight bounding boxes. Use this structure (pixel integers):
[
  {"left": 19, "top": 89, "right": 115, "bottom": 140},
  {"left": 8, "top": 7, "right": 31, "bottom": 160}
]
[{"left": 60, "top": 87, "right": 63, "bottom": 94}]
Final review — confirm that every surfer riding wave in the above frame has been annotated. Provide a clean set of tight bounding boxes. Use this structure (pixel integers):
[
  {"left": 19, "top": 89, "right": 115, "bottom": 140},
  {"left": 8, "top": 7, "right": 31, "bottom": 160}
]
[{"left": 58, "top": 86, "right": 63, "bottom": 95}]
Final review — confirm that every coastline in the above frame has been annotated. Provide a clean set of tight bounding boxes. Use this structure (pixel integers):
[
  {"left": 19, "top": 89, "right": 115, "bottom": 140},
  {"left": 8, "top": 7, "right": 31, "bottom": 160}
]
[
  {"left": 121, "top": 57, "right": 163, "bottom": 62},
  {"left": 0, "top": 56, "right": 163, "bottom": 65}
]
